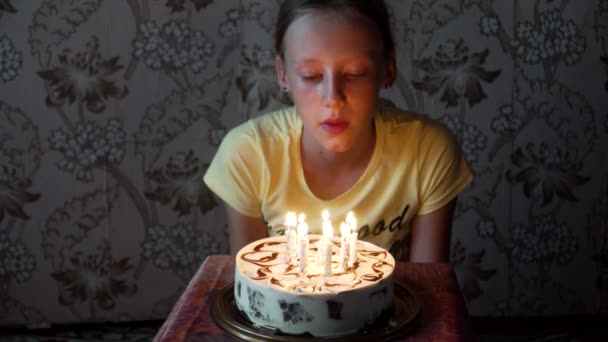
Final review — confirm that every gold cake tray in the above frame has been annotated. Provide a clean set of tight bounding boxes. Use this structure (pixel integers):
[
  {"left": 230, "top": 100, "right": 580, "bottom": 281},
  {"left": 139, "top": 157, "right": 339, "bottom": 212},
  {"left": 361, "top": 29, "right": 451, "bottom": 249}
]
[{"left": 210, "top": 281, "right": 423, "bottom": 341}]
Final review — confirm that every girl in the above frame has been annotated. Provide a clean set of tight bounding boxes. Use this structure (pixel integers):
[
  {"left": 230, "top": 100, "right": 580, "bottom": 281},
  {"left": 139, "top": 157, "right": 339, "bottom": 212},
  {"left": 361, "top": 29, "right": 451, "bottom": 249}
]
[{"left": 204, "top": 0, "right": 473, "bottom": 262}]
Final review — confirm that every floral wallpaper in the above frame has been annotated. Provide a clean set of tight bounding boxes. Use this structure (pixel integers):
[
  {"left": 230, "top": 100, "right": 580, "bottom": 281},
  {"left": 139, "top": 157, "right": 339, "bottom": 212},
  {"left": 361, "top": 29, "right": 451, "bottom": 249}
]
[{"left": 0, "top": 0, "right": 606, "bottom": 327}]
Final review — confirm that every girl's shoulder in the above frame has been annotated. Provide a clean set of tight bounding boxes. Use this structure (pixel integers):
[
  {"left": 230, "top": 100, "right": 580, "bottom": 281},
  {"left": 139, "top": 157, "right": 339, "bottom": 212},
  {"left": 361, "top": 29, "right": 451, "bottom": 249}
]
[
  {"left": 376, "top": 101, "right": 459, "bottom": 152},
  {"left": 221, "top": 107, "right": 299, "bottom": 152},
  {"left": 240, "top": 106, "right": 300, "bottom": 139},
  {"left": 377, "top": 102, "right": 448, "bottom": 135}
]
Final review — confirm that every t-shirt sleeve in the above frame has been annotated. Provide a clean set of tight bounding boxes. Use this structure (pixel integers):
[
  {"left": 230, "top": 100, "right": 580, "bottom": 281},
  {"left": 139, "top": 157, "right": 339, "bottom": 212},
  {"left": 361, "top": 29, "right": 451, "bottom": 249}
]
[
  {"left": 416, "top": 121, "right": 474, "bottom": 215},
  {"left": 203, "top": 124, "right": 265, "bottom": 218}
]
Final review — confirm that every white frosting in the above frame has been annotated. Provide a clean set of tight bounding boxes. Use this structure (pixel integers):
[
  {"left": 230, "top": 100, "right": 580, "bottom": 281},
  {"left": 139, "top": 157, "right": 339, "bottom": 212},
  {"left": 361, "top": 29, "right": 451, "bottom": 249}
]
[{"left": 234, "top": 235, "right": 395, "bottom": 337}]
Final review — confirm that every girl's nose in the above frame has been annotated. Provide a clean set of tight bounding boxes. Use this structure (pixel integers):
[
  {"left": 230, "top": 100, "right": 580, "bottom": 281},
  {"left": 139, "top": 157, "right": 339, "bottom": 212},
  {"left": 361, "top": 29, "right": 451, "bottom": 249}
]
[{"left": 322, "top": 74, "right": 345, "bottom": 108}]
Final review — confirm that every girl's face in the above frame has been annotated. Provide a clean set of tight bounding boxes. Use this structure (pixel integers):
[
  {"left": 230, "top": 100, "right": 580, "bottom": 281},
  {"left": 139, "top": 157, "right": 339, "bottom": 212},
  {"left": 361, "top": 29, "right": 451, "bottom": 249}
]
[{"left": 276, "top": 11, "right": 395, "bottom": 154}]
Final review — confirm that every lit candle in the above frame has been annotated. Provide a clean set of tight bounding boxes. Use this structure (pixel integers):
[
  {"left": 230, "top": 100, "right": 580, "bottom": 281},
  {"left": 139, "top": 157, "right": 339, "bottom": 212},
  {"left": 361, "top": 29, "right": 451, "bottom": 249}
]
[
  {"left": 322, "top": 219, "right": 333, "bottom": 277},
  {"left": 346, "top": 211, "right": 358, "bottom": 268},
  {"left": 297, "top": 221, "right": 309, "bottom": 273},
  {"left": 316, "top": 210, "right": 330, "bottom": 267},
  {"left": 285, "top": 211, "right": 297, "bottom": 265},
  {"left": 297, "top": 213, "right": 306, "bottom": 246},
  {"left": 339, "top": 222, "right": 350, "bottom": 271}
]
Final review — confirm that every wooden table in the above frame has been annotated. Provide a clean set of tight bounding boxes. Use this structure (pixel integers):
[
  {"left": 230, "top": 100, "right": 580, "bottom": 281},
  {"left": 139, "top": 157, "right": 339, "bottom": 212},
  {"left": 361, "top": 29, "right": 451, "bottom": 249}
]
[{"left": 154, "top": 255, "right": 473, "bottom": 341}]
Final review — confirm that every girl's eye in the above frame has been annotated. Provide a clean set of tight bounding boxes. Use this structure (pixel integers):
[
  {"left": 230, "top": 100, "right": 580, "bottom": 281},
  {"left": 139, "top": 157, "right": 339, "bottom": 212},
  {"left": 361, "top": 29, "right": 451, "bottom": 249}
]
[
  {"left": 301, "top": 75, "right": 321, "bottom": 81},
  {"left": 345, "top": 71, "right": 365, "bottom": 78}
]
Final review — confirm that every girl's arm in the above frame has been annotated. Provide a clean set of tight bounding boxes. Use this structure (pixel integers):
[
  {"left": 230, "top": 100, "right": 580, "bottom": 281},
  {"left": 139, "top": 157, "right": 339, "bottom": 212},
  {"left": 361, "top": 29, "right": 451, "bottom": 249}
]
[
  {"left": 224, "top": 203, "right": 269, "bottom": 255},
  {"left": 408, "top": 198, "right": 457, "bottom": 263}
]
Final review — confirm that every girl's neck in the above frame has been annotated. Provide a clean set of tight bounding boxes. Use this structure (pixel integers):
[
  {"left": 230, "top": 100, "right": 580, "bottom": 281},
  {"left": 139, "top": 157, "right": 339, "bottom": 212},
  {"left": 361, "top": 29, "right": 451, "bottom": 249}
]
[
  {"left": 300, "top": 123, "right": 376, "bottom": 200},
  {"left": 301, "top": 125, "right": 375, "bottom": 171}
]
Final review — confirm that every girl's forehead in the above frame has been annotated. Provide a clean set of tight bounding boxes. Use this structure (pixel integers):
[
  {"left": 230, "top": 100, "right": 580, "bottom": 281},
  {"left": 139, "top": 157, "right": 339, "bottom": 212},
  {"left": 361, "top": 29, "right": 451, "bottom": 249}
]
[
  {"left": 282, "top": 11, "right": 385, "bottom": 62},
  {"left": 286, "top": 10, "right": 378, "bottom": 36}
]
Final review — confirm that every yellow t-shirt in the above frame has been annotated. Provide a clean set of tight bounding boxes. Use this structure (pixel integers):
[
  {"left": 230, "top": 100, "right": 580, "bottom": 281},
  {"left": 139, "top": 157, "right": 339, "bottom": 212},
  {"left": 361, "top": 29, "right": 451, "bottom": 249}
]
[{"left": 203, "top": 106, "right": 473, "bottom": 260}]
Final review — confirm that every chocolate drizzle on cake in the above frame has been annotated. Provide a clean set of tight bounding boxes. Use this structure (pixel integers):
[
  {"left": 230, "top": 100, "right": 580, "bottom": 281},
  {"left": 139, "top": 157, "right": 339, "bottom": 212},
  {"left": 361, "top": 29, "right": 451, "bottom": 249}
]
[
  {"left": 253, "top": 266, "right": 271, "bottom": 280},
  {"left": 242, "top": 252, "right": 280, "bottom": 266},
  {"left": 254, "top": 241, "right": 282, "bottom": 251},
  {"left": 359, "top": 250, "right": 388, "bottom": 258},
  {"left": 270, "top": 277, "right": 284, "bottom": 287},
  {"left": 325, "top": 279, "right": 362, "bottom": 289}
]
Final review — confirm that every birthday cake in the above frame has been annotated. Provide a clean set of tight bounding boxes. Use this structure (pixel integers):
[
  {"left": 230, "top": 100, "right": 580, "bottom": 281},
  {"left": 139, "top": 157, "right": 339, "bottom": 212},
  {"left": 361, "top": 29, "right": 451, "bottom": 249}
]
[{"left": 234, "top": 234, "right": 395, "bottom": 337}]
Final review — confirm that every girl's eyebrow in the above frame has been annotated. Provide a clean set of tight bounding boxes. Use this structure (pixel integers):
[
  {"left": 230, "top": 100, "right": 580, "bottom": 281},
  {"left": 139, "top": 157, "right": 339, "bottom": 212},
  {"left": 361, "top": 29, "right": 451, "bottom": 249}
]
[
  {"left": 288, "top": 57, "right": 319, "bottom": 65},
  {"left": 290, "top": 55, "right": 375, "bottom": 65}
]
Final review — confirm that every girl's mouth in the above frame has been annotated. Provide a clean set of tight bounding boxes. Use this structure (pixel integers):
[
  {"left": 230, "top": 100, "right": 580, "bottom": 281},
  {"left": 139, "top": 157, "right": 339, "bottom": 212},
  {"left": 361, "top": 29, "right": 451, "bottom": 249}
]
[{"left": 320, "top": 120, "right": 349, "bottom": 134}]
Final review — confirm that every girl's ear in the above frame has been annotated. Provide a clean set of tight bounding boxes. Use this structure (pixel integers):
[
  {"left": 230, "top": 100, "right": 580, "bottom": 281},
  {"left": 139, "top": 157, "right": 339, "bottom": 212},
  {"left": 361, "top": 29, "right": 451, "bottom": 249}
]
[
  {"left": 383, "top": 49, "right": 397, "bottom": 87},
  {"left": 275, "top": 55, "right": 289, "bottom": 91}
]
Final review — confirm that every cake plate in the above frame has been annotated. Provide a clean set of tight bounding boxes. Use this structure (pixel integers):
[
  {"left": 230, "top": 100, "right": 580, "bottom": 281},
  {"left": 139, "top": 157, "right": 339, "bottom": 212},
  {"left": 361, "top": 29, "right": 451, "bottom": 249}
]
[{"left": 211, "top": 281, "right": 423, "bottom": 341}]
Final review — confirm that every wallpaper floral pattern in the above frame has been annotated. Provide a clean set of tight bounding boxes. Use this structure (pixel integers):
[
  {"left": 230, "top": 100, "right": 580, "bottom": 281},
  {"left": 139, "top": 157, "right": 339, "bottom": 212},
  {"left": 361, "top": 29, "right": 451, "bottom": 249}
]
[{"left": 0, "top": 0, "right": 606, "bottom": 327}]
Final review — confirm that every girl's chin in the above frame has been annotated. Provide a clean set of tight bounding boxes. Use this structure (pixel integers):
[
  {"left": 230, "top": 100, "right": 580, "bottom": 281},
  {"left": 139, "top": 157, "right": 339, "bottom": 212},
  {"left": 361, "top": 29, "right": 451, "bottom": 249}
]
[{"left": 320, "top": 141, "right": 354, "bottom": 154}]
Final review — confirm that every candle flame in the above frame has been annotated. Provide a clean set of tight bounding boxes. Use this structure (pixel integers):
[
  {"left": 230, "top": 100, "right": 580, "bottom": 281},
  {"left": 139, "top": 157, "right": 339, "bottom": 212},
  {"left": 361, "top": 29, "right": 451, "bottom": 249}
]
[
  {"left": 285, "top": 211, "right": 297, "bottom": 227},
  {"left": 322, "top": 209, "right": 329, "bottom": 221},
  {"left": 346, "top": 211, "right": 357, "bottom": 232},
  {"left": 298, "top": 213, "right": 306, "bottom": 223},
  {"left": 346, "top": 211, "right": 355, "bottom": 224}
]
